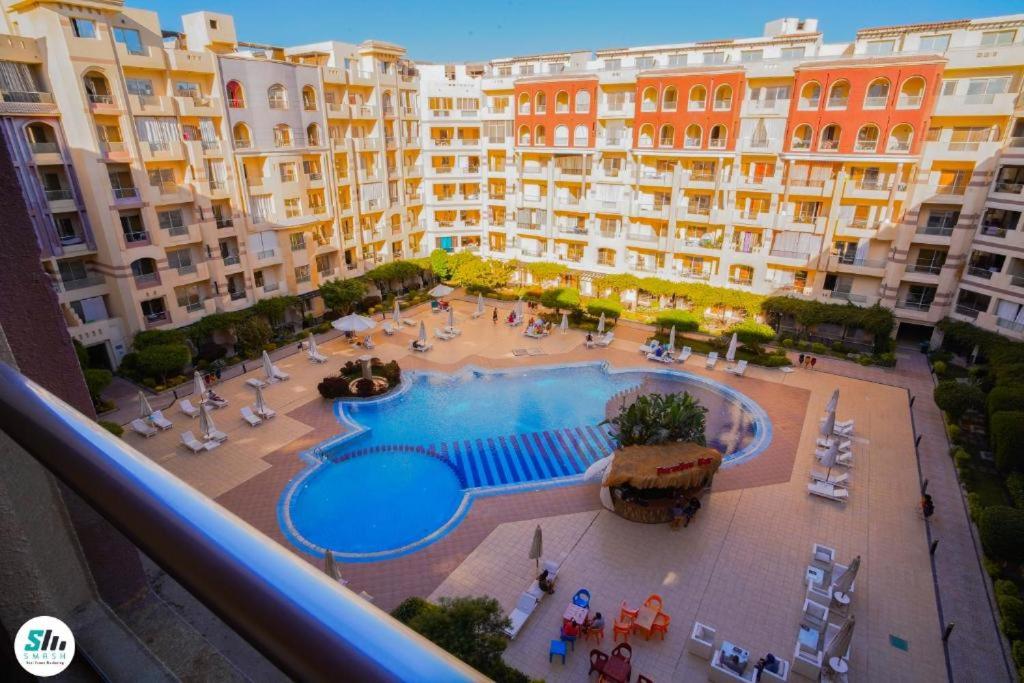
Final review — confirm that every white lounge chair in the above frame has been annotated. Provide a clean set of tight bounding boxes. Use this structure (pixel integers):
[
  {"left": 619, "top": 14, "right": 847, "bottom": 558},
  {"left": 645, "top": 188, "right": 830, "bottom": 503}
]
[
  {"left": 687, "top": 621, "right": 716, "bottom": 660},
  {"left": 181, "top": 430, "right": 217, "bottom": 452},
  {"left": 309, "top": 351, "right": 328, "bottom": 363},
  {"left": 822, "top": 418, "right": 853, "bottom": 437},
  {"left": 816, "top": 450, "right": 854, "bottom": 468},
  {"left": 130, "top": 419, "right": 158, "bottom": 438},
  {"left": 638, "top": 343, "right": 659, "bottom": 355},
  {"left": 705, "top": 351, "right": 719, "bottom": 369},
  {"left": 801, "top": 599, "right": 829, "bottom": 633},
  {"left": 445, "top": 326, "right": 462, "bottom": 336},
  {"left": 246, "top": 378, "right": 267, "bottom": 389},
  {"left": 816, "top": 437, "right": 852, "bottom": 452},
  {"left": 206, "top": 394, "right": 228, "bottom": 409},
  {"left": 410, "top": 341, "right": 433, "bottom": 352},
  {"left": 676, "top": 346, "right": 693, "bottom": 364},
  {"left": 792, "top": 639, "right": 822, "bottom": 681},
  {"left": 382, "top": 322, "right": 396, "bottom": 335},
  {"left": 240, "top": 406, "right": 262, "bottom": 427},
  {"left": 471, "top": 309, "right": 484, "bottom": 319},
  {"left": 504, "top": 592, "right": 538, "bottom": 639},
  {"left": 593, "top": 332, "right": 614, "bottom": 347},
  {"left": 434, "top": 329, "right": 454, "bottom": 341},
  {"left": 255, "top": 405, "right": 277, "bottom": 420},
  {"left": 835, "top": 418, "right": 854, "bottom": 430},
  {"left": 524, "top": 329, "right": 544, "bottom": 339},
  {"left": 150, "top": 410, "right": 173, "bottom": 430},
  {"left": 809, "top": 468, "right": 849, "bottom": 487},
  {"left": 807, "top": 481, "right": 848, "bottom": 503},
  {"left": 726, "top": 359, "right": 748, "bottom": 376},
  {"left": 179, "top": 399, "right": 200, "bottom": 418},
  {"left": 401, "top": 319, "right": 417, "bottom": 327},
  {"left": 811, "top": 544, "right": 836, "bottom": 573},
  {"left": 271, "top": 365, "right": 290, "bottom": 381},
  {"left": 205, "top": 427, "right": 229, "bottom": 442},
  {"left": 647, "top": 352, "right": 674, "bottom": 364}
]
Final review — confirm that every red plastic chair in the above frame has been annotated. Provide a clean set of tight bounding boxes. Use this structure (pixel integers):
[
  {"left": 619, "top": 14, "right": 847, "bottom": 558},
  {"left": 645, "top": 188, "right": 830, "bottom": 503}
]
[
  {"left": 589, "top": 649, "right": 609, "bottom": 676},
  {"left": 611, "top": 642, "right": 633, "bottom": 663},
  {"left": 619, "top": 600, "right": 639, "bottom": 621},
  {"left": 644, "top": 594, "right": 663, "bottom": 612},
  {"left": 650, "top": 612, "right": 670, "bottom": 640},
  {"left": 585, "top": 624, "right": 605, "bottom": 643},
  {"left": 613, "top": 618, "right": 632, "bottom": 642}
]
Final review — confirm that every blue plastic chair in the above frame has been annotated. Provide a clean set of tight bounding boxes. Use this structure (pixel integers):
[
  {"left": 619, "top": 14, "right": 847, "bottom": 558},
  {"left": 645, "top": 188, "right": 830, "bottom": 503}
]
[
  {"left": 549, "top": 638, "right": 567, "bottom": 664},
  {"left": 572, "top": 588, "right": 591, "bottom": 608}
]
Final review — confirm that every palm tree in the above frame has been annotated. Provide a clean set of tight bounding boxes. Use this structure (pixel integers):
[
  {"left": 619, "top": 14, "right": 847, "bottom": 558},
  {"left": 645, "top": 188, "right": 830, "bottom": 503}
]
[{"left": 602, "top": 392, "right": 707, "bottom": 448}]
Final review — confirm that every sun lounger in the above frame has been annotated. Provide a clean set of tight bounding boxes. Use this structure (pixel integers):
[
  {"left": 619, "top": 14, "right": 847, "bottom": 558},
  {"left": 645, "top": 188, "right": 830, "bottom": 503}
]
[
  {"left": 246, "top": 378, "right": 266, "bottom": 389},
  {"left": 272, "top": 365, "right": 290, "bottom": 381},
  {"left": 593, "top": 332, "right": 614, "bottom": 348},
  {"left": 255, "top": 405, "right": 276, "bottom": 420},
  {"left": 445, "top": 326, "right": 462, "bottom": 336},
  {"left": 401, "top": 319, "right": 417, "bottom": 327},
  {"left": 150, "top": 410, "right": 173, "bottom": 430},
  {"left": 726, "top": 359, "right": 748, "bottom": 376},
  {"left": 179, "top": 399, "right": 200, "bottom": 418},
  {"left": 676, "top": 346, "right": 692, "bottom": 364},
  {"left": 205, "top": 428, "right": 229, "bottom": 442},
  {"left": 815, "top": 449, "right": 853, "bottom": 468},
  {"left": 130, "top": 418, "right": 158, "bottom": 438},
  {"left": 471, "top": 309, "right": 484, "bottom": 319},
  {"left": 809, "top": 468, "right": 849, "bottom": 487},
  {"left": 309, "top": 351, "right": 328, "bottom": 363},
  {"left": 205, "top": 393, "right": 228, "bottom": 408},
  {"left": 240, "top": 406, "right": 262, "bottom": 427},
  {"left": 811, "top": 544, "right": 836, "bottom": 572},
  {"left": 410, "top": 341, "right": 433, "bottom": 352},
  {"left": 638, "top": 343, "right": 658, "bottom": 355},
  {"left": 835, "top": 418, "right": 854, "bottom": 430},
  {"left": 647, "top": 352, "right": 673, "bottom": 364},
  {"left": 807, "top": 481, "right": 848, "bottom": 503},
  {"left": 816, "top": 437, "right": 852, "bottom": 451},
  {"left": 434, "top": 329, "right": 454, "bottom": 341},
  {"left": 801, "top": 599, "right": 829, "bottom": 633},
  {"left": 705, "top": 351, "right": 718, "bottom": 369},
  {"left": 524, "top": 329, "right": 545, "bottom": 339},
  {"left": 504, "top": 592, "right": 539, "bottom": 639},
  {"left": 181, "top": 430, "right": 217, "bottom": 452},
  {"left": 382, "top": 322, "right": 396, "bottom": 335}
]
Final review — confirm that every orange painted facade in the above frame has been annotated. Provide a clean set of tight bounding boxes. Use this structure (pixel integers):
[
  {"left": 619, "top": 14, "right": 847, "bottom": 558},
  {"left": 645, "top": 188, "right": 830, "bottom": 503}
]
[
  {"left": 631, "top": 70, "right": 745, "bottom": 151},
  {"left": 514, "top": 77, "right": 598, "bottom": 148},
  {"left": 784, "top": 59, "right": 945, "bottom": 155}
]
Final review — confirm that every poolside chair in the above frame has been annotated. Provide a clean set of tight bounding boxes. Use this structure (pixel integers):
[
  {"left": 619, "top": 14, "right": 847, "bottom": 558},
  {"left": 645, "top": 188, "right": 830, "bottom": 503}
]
[
  {"left": 815, "top": 437, "right": 852, "bottom": 451},
  {"left": 150, "top": 410, "right": 173, "bottom": 430},
  {"left": 246, "top": 377, "right": 267, "bottom": 389},
  {"left": 130, "top": 418, "right": 158, "bottom": 438},
  {"left": 445, "top": 326, "right": 462, "bottom": 336},
  {"left": 409, "top": 341, "right": 433, "bottom": 352},
  {"left": 401, "top": 319, "right": 417, "bottom": 327},
  {"left": 382, "top": 322, "right": 396, "bottom": 336},
  {"left": 800, "top": 599, "right": 829, "bottom": 633},
  {"left": 179, "top": 399, "right": 200, "bottom": 418},
  {"left": 822, "top": 418, "right": 853, "bottom": 437},
  {"left": 572, "top": 588, "right": 591, "bottom": 608},
  {"left": 643, "top": 594, "right": 663, "bottom": 611},
  {"left": 471, "top": 308, "right": 484, "bottom": 319},
  {"left": 594, "top": 332, "right": 614, "bottom": 347},
  {"left": 434, "top": 329, "right": 454, "bottom": 341},
  {"left": 676, "top": 346, "right": 693, "bottom": 364},
  {"left": 809, "top": 468, "right": 849, "bottom": 487},
  {"left": 687, "top": 622, "right": 716, "bottom": 660},
  {"left": 619, "top": 601, "right": 639, "bottom": 622},
  {"left": 271, "top": 365, "right": 290, "bottom": 381},
  {"left": 835, "top": 418, "right": 854, "bottom": 430},
  {"left": 181, "top": 430, "right": 217, "bottom": 452},
  {"left": 650, "top": 613, "right": 670, "bottom": 640},
  {"left": 309, "top": 351, "right": 328, "bottom": 363},
  {"left": 647, "top": 351, "right": 673, "bottom": 364},
  {"left": 504, "top": 592, "right": 538, "bottom": 639},
  {"left": 807, "top": 481, "right": 848, "bottom": 503},
  {"left": 589, "top": 649, "right": 609, "bottom": 676},
  {"left": 705, "top": 351, "right": 718, "bottom": 369},
  {"left": 792, "top": 639, "right": 823, "bottom": 680},
  {"left": 811, "top": 544, "right": 836, "bottom": 573},
  {"left": 524, "top": 328, "right": 544, "bottom": 339},
  {"left": 240, "top": 406, "right": 262, "bottom": 427},
  {"left": 725, "top": 359, "right": 748, "bottom": 376},
  {"left": 206, "top": 393, "right": 229, "bottom": 408},
  {"left": 638, "top": 341, "right": 659, "bottom": 355},
  {"left": 255, "top": 404, "right": 276, "bottom": 420}
]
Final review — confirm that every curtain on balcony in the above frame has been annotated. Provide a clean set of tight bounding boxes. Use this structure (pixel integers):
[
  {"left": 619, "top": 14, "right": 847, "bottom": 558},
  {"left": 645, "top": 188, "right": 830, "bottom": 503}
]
[
  {"left": 249, "top": 195, "right": 273, "bottom": 223},
  {"left": 0, "top": 60, "right": 38, "bottom": 93},
  {"left": 773, "top": 231, "right": 821, "bottom": 255},
  {"left": 136, "top": 117, "right": 179, "bottom": 146},
  {"left": 199, "top": 118, "right": 218, "bottom": 143}
]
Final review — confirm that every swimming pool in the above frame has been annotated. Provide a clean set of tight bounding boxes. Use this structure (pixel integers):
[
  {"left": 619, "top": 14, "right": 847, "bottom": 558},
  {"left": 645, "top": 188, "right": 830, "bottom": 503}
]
[{"left": 280, "top": 362, "right": 771, "bottom": 561}]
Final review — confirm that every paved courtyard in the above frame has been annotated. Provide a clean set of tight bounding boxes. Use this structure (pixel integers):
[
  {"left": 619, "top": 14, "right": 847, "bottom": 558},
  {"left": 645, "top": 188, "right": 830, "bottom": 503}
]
[{"left": 120, "top": 296, "right": 987, "bottom": 682}]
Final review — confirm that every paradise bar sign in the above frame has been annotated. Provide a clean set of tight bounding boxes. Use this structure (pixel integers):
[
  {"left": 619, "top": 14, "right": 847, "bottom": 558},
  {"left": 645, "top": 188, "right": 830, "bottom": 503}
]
[{"left": 656, "top": 457, "right": 715, "bottom": 475}]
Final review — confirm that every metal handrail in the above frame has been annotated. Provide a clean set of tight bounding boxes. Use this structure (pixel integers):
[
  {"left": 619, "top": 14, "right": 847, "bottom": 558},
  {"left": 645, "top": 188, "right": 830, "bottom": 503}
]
[{"left": 0, "top": 364, "right": 479, "bottom": 682}]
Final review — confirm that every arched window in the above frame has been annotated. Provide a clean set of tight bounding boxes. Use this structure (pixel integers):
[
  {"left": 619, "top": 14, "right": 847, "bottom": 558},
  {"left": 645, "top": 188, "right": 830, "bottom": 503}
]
[
  {"left": 302, "top": 85, "right": 317, "bottom": 111},
  {"left": 268, "top": 84, "right": 287, "bottom": 109},
  {"left": 641, "top": 86, "right": 658, "bottom": 112},
  {"left": 25, "top": 122, "right": 57, "bottom": 152},
  {"left": 518, "top": 124, "right": 531, "bottom": 145},
  {"left": 864, "top": 78, "right": 889, "bottom": 109},
  {"left": 226, "top": 80, "right": 245, "bottom": 108},
  {"left": 708, "top": 124, "right": 727, "bottom": 149},
  {"left": 791, "top": 124, "right": 813, "bottom": 150},
  {"left": 573, "top": 124, "right": 588, "bottom": 147},
  {"left": 273, "top": 123, "right": 293, "bottom": 148},
  {"left": 659, "top": 124, "right": 674, "bottom": 147},
  {"left": 819, "top": 124, "right": 841, "bottom": 150},
  {"left": 688, "top": 85, "right": 707, "bottom": 111},
  {"left": 535, "top": 124, "right": 546, "bottom": 145},
  {"left": 662, "top": 86, "right": 677, "bottom": 111},
  {"left": 380, "top": 91, "right": 393, "bottom": 115},
  {"left": 684, "top": 124, "right": 702, "bottom": 148},
  {"left": 887, "top": 124, "right": 914, "bottom": 152},
  {"left": 232, "top": 123, "right": 252, "bottom": 148},
  {"left": 898, "top": 77, "right": 926, "bottom": 109},
  {"left": 555, "top": 90, "right": 569, "bottom": 113},
  {"left": 130, "top": 258, "right": 158, "bottom": 283},
  {"left": 750, "top": 119, "right": 769, "bottom": 149},
  {"left": 799, "top": 82, "right": 820, "bottom": 109},
  {"left": 306, "top": 123, "right": 321, "bottom": 146},
  {"left": 826, "top": 81, "right": 849, "bottom": 109},
  {"left": 713, "top": 84, "right": 733, "bottom": 110},
  {"left": 638, "top": 124, "right": 654, "bottom": 148},
  {"left": 535, "top": 91, "right": 546, "bottom": 114},
  {"left": 574, "top": 90, "right": 590, "bottom": 113},
  {"left": 82, "top": 70, "right": 112, "bottom": 104},
  {"left": 518, "top": 93, "right": 531, "bottom": 115},
  {"left": 855, "top": 124, "right": 879, "bottom": 152},
  {"left": 553, "top": 124, "right": 569, "bottom": 146}
]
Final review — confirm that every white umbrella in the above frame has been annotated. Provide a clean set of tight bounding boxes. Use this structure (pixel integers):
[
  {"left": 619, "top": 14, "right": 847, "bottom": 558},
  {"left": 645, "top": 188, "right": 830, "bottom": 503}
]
[
  {"left": 817, "top": 438, "right": 839, "bottom": 480},
  {"left": 597, "top": 312, "right": 606, "bottom": 334},
  {"left": 560, "top": 312, "right": 569, "bottom": 333},
  {"left": 428, "top": 284, "right": 454, "bottom": 298},
  {"left": 824, "top": 615, "right": 855, "bottom": 666},
  {"left": 820, "top": 409, "right": 836, "bottom": 440},
  {"left": 418, "top": 321, "right": 427, "bottom": 344},
  {"left": 199, "top": 404, "right": 218, "bottom": 440},
  {"left": 262, "top": 350, "right": 275, "bottom": 381},
  {"left": 447, "top": 306, "right": 456, "bottom": 329},
  {"left": 514, "top": 299, "right": 524, "bottom": 321},
  {"left": 392, "top": 300, "right": 402, "bottom": 325},
  {"left": 584, "top": 454, "right": 614, "bottom": 482},
  {"left": 825, "top": 389, "right": 840, "bottom": 414},
  {"left": 331, "top": 313, "right": 377, "bottom": 333},
  {"left": 725, "top": 333, "right": 739, "bottom": 362},
  {"left": 254, "top": 385, "right": 270, "bottom": 416},
  {"left": 138, "top": 390, "right": 154, "bottom": 418},
  {"left": 832, "top": 555, "right": 860, "bottom": 596},
  {"left": 307, "top": 333, "right": 320, "bottom": 359},
  {"left": 529, "top": 525, "right": 543, "bottom": 570},
  {"left": 668, "top": 325, "right": 677, "bottom": 353},
  {"left": 193, "top": 371, "right": 207, "bottom": 402},
  {"left": 475, "top": 293, "right": 484, "bottom": 317}
]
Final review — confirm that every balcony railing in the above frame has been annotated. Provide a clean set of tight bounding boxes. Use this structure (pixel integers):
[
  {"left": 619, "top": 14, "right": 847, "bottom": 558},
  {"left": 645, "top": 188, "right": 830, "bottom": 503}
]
[
  {"left": 113, "top": 187, "right": 139, "bottom": 200},
  {"left": 916, "top": 224, "right": 954, "bottom": 237},
  {"left": 996, "top": 318, "right": 1024, "bottom": 333},
  {"left": 123, "top": 230, "right": 149, "bottom": 244},
  {"left": 3, "top": 90, "right": 53, "bottom": 103},
  {"left": 967, "top": 266, "right": 999, "bottom": 279},
  {"left": 228, "top": 289, "right": 246, "bottom": 300},
  {"left": 995, "top": 182, "right": 1024, "bottom": 195},
  {"left": 1011, "top": 274, "right": 1024, "bottom": 289},
  {"left": 954, "top": 305, "right": 982, "bottom": 319},
  {"left": 45, "top": 188, "right": 73, "bottom": 201},
  {"left": 895, "top": 299, "right": 933, "bottom": 312},
  {"left": 904, "top": 263, "right": 942, "bottom": 275},
  {"left": 59, "top": 274, "right": 106, "bottom": 291}
]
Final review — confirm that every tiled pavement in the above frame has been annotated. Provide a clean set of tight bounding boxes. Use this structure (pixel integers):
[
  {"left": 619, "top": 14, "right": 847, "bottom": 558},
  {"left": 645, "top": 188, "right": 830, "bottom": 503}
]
[{"left": 121, "top": 296, "right": 1009, "bottom": 682}]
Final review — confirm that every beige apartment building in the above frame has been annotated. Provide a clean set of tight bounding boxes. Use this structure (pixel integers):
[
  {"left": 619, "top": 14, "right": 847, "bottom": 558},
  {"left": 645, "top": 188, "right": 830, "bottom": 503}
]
[{"left": 1, "top": 3, "right": 1023, "bottom": 367}]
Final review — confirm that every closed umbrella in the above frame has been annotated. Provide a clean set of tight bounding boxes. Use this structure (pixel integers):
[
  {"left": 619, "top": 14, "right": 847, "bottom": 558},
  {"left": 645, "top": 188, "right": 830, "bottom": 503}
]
[
  {"left": 824, "top": 615, "right": 855, "bottom": 668},
  {"left": 307, "top": 333, "right": 320, "bottom": 359},
  {"left": 726, "top": 333, "right": 739, "bottom": 362},
  {"left": 817, "top": 439, "right": 839, "bottom": 481},
  {"left": 254, "top": 385, "right": 270, "bottom": 417},
  {"left": 447, "top": 306, "right": 456, "bottom": 330},
  {"left": 199, "top": 404, "right": 218, "bottom": 440},
  {"left": 262, "top": 350, "right": 275, "bottom": 381},
  {"left": 831, "top": 555, "right": 860, "bottom": 596},
  {"left": 826, "top": 389, "right": 840, "bottom": 414},
  {"left": 529, "top": 525, "right": 543, "bottom": 570},
  {"left": 514, "top": 299, "right": 524, "bottom": 321},
  {"left": 138, "top": 391, "right": 154, "bottom": 419},
  {"left": 428, "top": 284, "right": 454, "bottom": 298},
  {"left": 392, "top": 299, "right": 402, "bottom": 325},
  {"left": 668, "top": 325, "right": 677, "bottom": 353},
  {"left": 560, "top": 312, "right": 569, "bottom": 333},
  {"left": 193, "top": 371, "right": 207, "bottom": 402},
  {"left": 475, "top": 293, "right": 484, "bottom": 317},
  {"left": 597, "top": 312, "right": 606, "bottom": 334},
  {"left": 820, "top": 409, "right": 836, "bottom": 440},
  {"left": 418, "top": 321, "right": 427, "bottom": 345},
  {"left": 331, "top": 313, "right": 377, "bottom": 334}
]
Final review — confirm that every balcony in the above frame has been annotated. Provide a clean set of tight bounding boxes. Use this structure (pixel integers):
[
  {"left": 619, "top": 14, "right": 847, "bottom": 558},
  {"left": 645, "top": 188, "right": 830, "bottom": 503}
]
[
  {"left": 934, "top": 92, "right": 1016, "bottom": 116},
  {"left": 996, "top": 318, "right": 1024, "bottom": 333},
  {"left": 828, "top": 291, "right": 872, "bottom": 305},
  {"left": 916, "top": 224, "right": 954, "bottom": 238},
  {"left": 954, "top": 305, "right": 982, "bottom": 320},
  {"left": 904, "top": 263, "right": 942, "bottom": 275},
  {"left": 57, "top": 273, "right": 106, "bottom": 293},
  {"left": 728, "top": 276, "right": 754, "bottom": 286},
  {"left": 993, "top": 181, "right": 1024, "bottom": 196},
  {"left": 167, "top": 49, "right": 215, "bottom": 73},
  {"left": 895, "top": 299, "right": 933, "bottom": 312}
]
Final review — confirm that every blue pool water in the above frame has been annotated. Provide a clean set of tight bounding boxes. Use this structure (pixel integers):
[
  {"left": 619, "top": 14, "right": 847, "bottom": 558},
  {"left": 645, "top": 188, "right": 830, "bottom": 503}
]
[{"left": 281, "top": 363, "right": 770, "bottom": 561}]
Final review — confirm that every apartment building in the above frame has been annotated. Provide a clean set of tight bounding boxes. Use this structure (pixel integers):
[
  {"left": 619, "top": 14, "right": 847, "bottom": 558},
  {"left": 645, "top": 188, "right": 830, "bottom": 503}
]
[
  {"left": 1, "top": 4, "right": 1023, "bottom": 367},
  {"left": 0, "top": 1, "right": 422, "bottom": 368}
]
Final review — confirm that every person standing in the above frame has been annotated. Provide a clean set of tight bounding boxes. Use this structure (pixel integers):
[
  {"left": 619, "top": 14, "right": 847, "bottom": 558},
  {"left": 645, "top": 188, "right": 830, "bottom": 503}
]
[
  {"left": 492, "top": 307, "right": 499, "bottom": 324},
  {"left": 798, "top": 352, "right": 805, "bottom": 367}
]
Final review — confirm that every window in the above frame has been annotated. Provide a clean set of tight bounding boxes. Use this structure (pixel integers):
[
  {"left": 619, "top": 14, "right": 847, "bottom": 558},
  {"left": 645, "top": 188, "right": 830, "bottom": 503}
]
[
  {"left": 289, "top": 233, "right": 306, "bottom": 250},
  {"left": 284, "top": 198, "right": 300, "bottom": 218},
  {"left": 555, "top": 91, "right": 569, "bottom": 113},
  {"left": 819, "top": 124, "right": 841, "bottom": 150},
  {"left": 534, "top": 91, "right": 546, "bottom": 113},
  {"left": 713, "top": 85, "right": 732, "bottom": 110},
  {"left": 534, "top": 124, "right": 545, "bottom": 145},
  {"left": 519, "top": 64, "right": 534, "bottom": 75},
  {"left": 919, "top": 34, "right": 950, "bottom": 52},
  {"left": 684, "top": 124, "right": 701, "bottom": 149},
  {"left": 659, "top": 124, "right": 674, "bottom": 147},
  {"left": 125, "top": 78, "right": 153, "bottom": 97},
  {"left": 799, "top": 82, "right": 820, "bottom": 109},
  {"left": 635, "top": 56, "right": 655, "bottom": 69},
  {"left": 855, "top": 125, "right": 879, "bottom": 152},
  {"left": 279, "top": 162, "right": 297, "bottom": 182},
  {"left": 603, "top": 59, "right": 621, "bottom": 69},
  {"left": 302, "top": 85, "right": 317, "bottom": 110},
  {"left": 140, "top": 298, "right": 167, "bottom": 322},
  {"left": 865, "top": 40, "right": 895, "bottom": 55},
  {"left": 780, "top": 47, "right": 805, "bottom": 60},
  {"left": 147, "top": 167, "right": 175, "bottom": 190},
  {"left": 157, "top": 208, "right": 185, "bottom": 233},
  {"left": 708, "top": 125, "right": 727, "bottom": 149},
  {"left": 273, "top": 124, "right": 293, "bottom": 148},
  {"left": 209, "top": 19, "right": 218, "bottom": 29},
  {"left": 71, "top": 18, "right": 96, "bottom": 39},
  {"left": 113, "top": 27, "right": 143, "bottom": 54},
  {"left": 268, "top": 84, "right": 287, "bottom": 109},
  {"left": 688, "top": 85, "right": 707, "bottom": 111},
  {"left": 574, "top": 90, "right": 590, "bottom": 113},
  {"left": 667, "top": 54, "right": 687, "bottom": 66},
  {"left": 966, "top": 77, "right": 1010, "bottom": 103},
  {"left": 167, "top": 249, "right": 193, "bottom": 270},
  {"left": 226, "top": 80, "right": 244, "bottom": 108},
  {"left": 175, "top": 81, "right": 200, "bottom": 99},
  {"left": 119, "top": 212, "right": 147, "bottom": 242},
  {"left": 573, "top": 125, "right": 588, "bottom": 147},
  {"left": 294, "top": 265, "right": 311, "bottom": 283},
  {"left": 553, "top": 125, "right": 569, "bottom": 146},
  {"left": 941, "top": 79, "right": 957, "bottom": 96},
  {"left": 250, "top": 195, "right": 273, "bottom": 223},
  {"left": 740, "top": 50, "right": 763, "bottom": 63},
  {"left": 662, "top": 87, "right": 677, "bottom": 111},
  {"left": 703, "top": 52, "right": 726, "bottom": 65},
  {"left": 497, "top": 66, "right": 512, "bottom": 76},
  {"left": 980, "top": 30, "right": 1015, "bottom": 47},
  {"left": 864, "top": 79, "right": 890, "bottom": 108}
]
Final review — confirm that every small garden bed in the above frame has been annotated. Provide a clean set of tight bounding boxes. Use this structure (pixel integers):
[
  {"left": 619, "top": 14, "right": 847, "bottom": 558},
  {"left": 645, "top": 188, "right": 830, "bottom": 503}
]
[{"left": 317, "top": 358, "right": 402, "bottom": 399}]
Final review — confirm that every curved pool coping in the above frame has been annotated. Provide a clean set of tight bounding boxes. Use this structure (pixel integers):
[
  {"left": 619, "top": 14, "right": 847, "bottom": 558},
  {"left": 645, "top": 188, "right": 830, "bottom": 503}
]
[{"left": 278, "top": 361, "right": 773, "bottom": 562}]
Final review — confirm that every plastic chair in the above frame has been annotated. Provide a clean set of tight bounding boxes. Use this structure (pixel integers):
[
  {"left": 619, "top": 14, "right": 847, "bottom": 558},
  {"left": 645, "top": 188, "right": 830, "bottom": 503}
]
[
  {"left": 650, "top": 612, "right": 670, "bottom": 640},
  {"left": 585, "top": 625, "right": 605, "bottom": 644},
  {"left": 573, "top": 588, "right": 591, "bottom": 608},
  {"left": 588, "top": 649, "right": 609, "bottom": 676},
  {"left": 549, "top": 639, "right": 567, "bottom": 664},
  {"left": 611, "top": 642, "right": 633, "bottom": 663},
  {"left": 560, "top": 632, "right": 576, "bottom": 651},
  {"left": 644, "top": 594, "right": 663, "bottom": 612},
  {"left": 613, "top": 618, "right": 633, "bottom": 643},
  {"left": 619, "top": 600, "right": 639, "bottom": 621}
]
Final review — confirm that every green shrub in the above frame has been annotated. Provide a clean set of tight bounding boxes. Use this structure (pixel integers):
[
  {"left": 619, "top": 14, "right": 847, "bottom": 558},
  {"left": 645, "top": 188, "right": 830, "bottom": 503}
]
[
  {"left": 136, "top": 344, "right": 191, "bottom": 383},
  {"left": 602, "top": 392, "right": 707, "bottom": 447},
  {"left": 654, "top": 310, "right": 700, "bottom": 333},
  {"left": 998, "top": 594, "right": 1024, "bottom": 641},
  {"left": 1008, "top": 473, "right": 1024, "bottom": 509},
  {"left": 857, "top": 356, "right": 873, "bottom": 366},
  {"left": 947, "top": 424, "right": 962, "bottom": 442},
  {"left": 98, "top": 420, "right": 123, "bottom": 437},
  {"left": 933, "top": 380, "right": 986, "bottom": 421},
  {"left": 782, "top": 338, "right": 794, "bottom": 348},
  {"left": 997, "top": 363, "right": 1024, "bottom": 387},
  {"left": 954, "top": 448, "right": 971, "bottom": 472},
  {"left": 1013, "top": 640, "right": 1024, "bottom": 670},
  {"left": 988, "top": 387, "right": 1024, "bottom": 417},
  {"left": 728, "top": 319, "right": 776, "bottom": 346},
  {"left": 996, "top": 580, "right": 1021, "bottom": 599},
  {"left": 992, "top": 411, "right": 1024, "bottom": 472},
  {"left": 831, "top": 341, "right": 845, "bottom": 353},
  {"left": 968, "top": 492, "right": 984, "bottom": 523},
  {"left": 133, "top": 329, "right": 185, "bottom": 350},
  {"left": 932, "top": 360, "right": 947, "bottom": 377},
  {"left": 754, "top": 354, "right": 792, "bottom": 367},
  {"left": 586, "top": 298, "right": 623, "bottom": 320},
  {"left": 979, "top": 506, "right": 1024, "bottom": 564},
  {"left": 391, "top": 596, "right": 432, "bottom": 624},
  {"left": 876, "top": 352, "right": 897, "bottom": 367},
  {"left": 797, "top": 340, "right": 811, "bottom": 350},
  {"left": 811, "top": 342, "right": 828, "bottom": 354},
  {"left": 539, "top": 287, "right": 581, "bottom": 312},
  {"left": 83, "top": 368, "right": 112, "bottom": 402}
]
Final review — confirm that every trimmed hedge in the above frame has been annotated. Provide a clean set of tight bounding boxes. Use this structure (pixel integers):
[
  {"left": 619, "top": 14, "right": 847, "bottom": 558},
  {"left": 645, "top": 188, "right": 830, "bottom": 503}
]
[
  {"left": 586, "top": 298, "right": 623, "bottom": 320},
  {"left": 654, "top": 310, "right": 700, "bottom": 333},
  {"left": 979, "top": 506, "right": 1024, "bottom": 564},
  {"left": 933, "top": 380, "right": 986, "bottom": 421},
  {"left": 591, "top": 273, "right": 765, "bottom": 317},
  {"left": 762, "top": 297, "right": 894, "bottom": 337},
  {"left": 727, "top": 319, "right": 776, "bottom": 346},
  {"left": 991, "top": 411, "right": 1024, "bottom": 472},
  {"left": 539, "top": 287, "right": 581, "bottom": 312},
  {"left": 988, "top": 387, "right": 1024, "bottom": 417}
]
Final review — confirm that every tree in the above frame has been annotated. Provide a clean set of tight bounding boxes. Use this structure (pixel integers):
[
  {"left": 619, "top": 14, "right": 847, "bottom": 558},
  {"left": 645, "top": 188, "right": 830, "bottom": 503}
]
[
  {"left": 654, "top": 310, "right": 700, "bottom": 333},
  {"left": 602, "top": 392, "right": 708, "bottom": 447},
  {"left": 933, "top": 380, "right": 986, "bottom": 421},
  {"left": 429, "top": 249, "right": 452, "bottom": 279},
  {"left": 539, "top": 286, "right": 580, "bottom": 313},
  {"left": 83, "top": 368, "right": 112, "bottom": 404},
  {"left": 136, "top": 344, "right": 191, "bottom": 383},
  {"left": 320, "top": 278, "right": 366, "bottom": 314},
  {"left": 234, "top": 316, "right": 272, "bottom": 357},
  {"left": 979, "top": 506, "right": 1024, "bottom": 565},
  {"left": 254, "top": 295, "right": 300, "bottom": 328},
  {"left": 991, "top": 411, "right": 1024, "bottom": 472},
  {"left": 525, "top": 261, "right": 567, "bottom": 285},
  {"left": 586, "top": 298, "right": 623, "bottom": 320},
  {"left": 728, "top": 319, "right": 776, "bottom": 346},
  {"left": 450, "top": 257, "right": 513, "bottom": 293}
]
